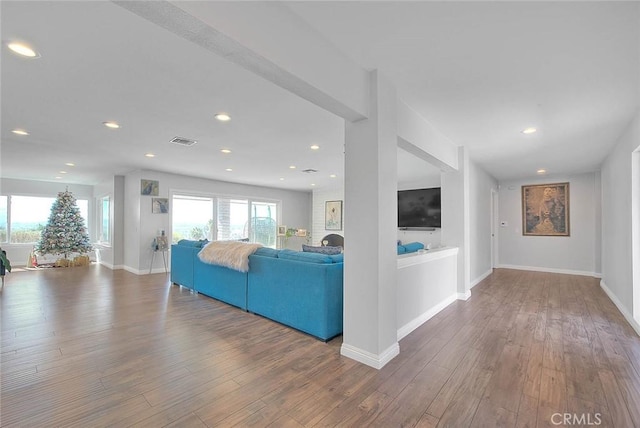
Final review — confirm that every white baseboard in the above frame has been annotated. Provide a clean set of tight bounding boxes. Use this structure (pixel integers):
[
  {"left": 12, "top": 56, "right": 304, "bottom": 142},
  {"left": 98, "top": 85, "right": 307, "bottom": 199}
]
[
  {"left": 98, "top": 262, "right": 124, "bottom": 270},
  {"left": 123, "top": 266, "right": 144, "bottom": 275},
  {"left": 340, "top": 342, "right": 400, "bottom": 370},
  {"left": 600, "top": 280, "right": 640, "bottom": 337},
  {"left": 122, "top": 265, "right": 169, "bottom": 275},
  {"left": 397, "top": 293, "right": 457, "bottom": 341},
  {"left": 497, "top": 264, "right": 599, "bottom": 278},
  {"left": 471, "top": 269, "right": 493, "bottom": 289},
  {"left": 458, "top": 290, "right": 472, "bottom": 300}
]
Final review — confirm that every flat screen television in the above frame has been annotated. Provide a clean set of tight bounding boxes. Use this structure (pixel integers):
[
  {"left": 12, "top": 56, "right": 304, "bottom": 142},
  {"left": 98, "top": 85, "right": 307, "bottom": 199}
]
[{"left": 398, "top": 187, "right": 441, "bottom": 229}]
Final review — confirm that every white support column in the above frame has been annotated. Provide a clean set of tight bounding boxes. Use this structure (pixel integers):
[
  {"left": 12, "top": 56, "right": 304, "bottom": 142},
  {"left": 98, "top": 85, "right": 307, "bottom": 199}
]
[
  {"left": 341, "top": 70, "right": 399, "bottom": 369},
  {"left": 441, "top": 146, "right": 471, "bottom": 300}
]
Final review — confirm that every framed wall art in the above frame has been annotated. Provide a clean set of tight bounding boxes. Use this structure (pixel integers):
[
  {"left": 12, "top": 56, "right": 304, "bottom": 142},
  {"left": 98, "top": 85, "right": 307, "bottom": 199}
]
[
  {"left": 522, "top": 182, "right": 569, "bottom": 236},
  {"left": 325, "top": 200, "right": 343, "bottom": 231},
  {"left": 141, "top": 179, "right": 159, "bottom": 196},
  {"left": 152, "top": 198, "right": 169, "bottom": 214}
]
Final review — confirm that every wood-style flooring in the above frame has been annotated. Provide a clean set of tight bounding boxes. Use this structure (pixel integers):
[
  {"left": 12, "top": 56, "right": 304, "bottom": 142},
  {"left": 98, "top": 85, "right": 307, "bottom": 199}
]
[{"left": 2, "top": 266, "right": 640, "bottom": 427}]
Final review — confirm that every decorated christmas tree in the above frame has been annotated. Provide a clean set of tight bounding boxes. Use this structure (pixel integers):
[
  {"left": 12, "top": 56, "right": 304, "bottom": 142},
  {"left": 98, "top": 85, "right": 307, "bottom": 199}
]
[{"left": 36, "top": 190, "right": 92, "bottom": 261}]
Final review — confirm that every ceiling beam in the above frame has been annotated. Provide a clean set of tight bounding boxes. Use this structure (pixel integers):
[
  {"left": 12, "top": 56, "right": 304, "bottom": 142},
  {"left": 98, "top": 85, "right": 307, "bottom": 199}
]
[{"left": 113, "top": 0, "right": 369, "bottom": 122}]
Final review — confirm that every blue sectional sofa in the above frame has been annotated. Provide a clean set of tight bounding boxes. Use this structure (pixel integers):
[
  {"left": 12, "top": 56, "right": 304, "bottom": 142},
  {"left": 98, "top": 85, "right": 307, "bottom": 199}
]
[{"left": 170, "top": 241, "right": 344, "bottom": 340}]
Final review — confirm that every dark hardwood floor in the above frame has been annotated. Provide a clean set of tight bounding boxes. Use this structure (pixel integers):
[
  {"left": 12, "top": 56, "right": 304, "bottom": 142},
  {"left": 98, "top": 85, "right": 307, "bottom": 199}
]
[{"left": 2, "top": 266, "right": 640, "bottom": 427}]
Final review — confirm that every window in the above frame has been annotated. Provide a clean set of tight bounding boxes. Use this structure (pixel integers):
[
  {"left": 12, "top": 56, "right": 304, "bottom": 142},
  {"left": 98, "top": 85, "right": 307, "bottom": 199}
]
[
  {"left": 172, "top": 195, "right": 214, "bottom": 243},
  {"left": 250, "top": 201, "right": 277, "bottom": 247},
  {"left": 0, "top": 196, "right": 7, "bottom": 243},
  {"left": 10, "top": 196, "right": 56, "bottom": 243},
  {"left": 172, "top": 193, "right": 279, "bottom": 248},
  {"left": 99, "top": 196, "right": 110, "bottom": 244},
  {"left": 217, "top": 198, "right": 248, "bottom": 241},
  {"left": 5, "top": 195, "right": 89, "bottom": 244}
]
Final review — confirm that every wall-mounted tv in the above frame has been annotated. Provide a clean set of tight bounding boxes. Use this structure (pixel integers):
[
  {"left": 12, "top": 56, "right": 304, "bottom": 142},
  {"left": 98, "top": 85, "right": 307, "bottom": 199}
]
[{"left": 398, "top": 187, "right": 441, "bottom": 229}]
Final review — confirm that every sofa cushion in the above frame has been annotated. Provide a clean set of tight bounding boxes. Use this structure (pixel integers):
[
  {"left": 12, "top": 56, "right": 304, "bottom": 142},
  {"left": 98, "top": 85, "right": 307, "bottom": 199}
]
[
  {"left": 302, "top": 244, "right": 342, "bottom": 255},
  {"left": 403, "top": 242, "right": 425, "bottom": 253},
  {"left": 328, "top": 254, "right": 344, "bottom": 263},
  {"left": 254, "top": 247, "right": 280, "bottom": 258},
  {"left": 178, "top": 239, "right": 206, "bottom": 247},
  {"left": 278, "top": 249, "right": 333, "bottom": 264}
]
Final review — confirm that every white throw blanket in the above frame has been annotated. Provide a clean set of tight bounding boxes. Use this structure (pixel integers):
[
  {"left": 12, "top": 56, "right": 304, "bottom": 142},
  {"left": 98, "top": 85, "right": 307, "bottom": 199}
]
[{"left": 197, "top": 241, "right": 262, "bottom": 272}]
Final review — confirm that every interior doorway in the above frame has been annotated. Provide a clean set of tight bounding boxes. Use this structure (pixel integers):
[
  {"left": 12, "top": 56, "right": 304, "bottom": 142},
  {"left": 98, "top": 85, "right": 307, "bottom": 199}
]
[{"left": 491, "top": 188, "right": 499, "bottom": 269}]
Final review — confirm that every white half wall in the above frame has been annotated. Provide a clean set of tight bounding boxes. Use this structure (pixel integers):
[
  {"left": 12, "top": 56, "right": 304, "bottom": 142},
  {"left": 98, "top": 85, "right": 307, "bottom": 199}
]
[{"left": 498, "top": 172, "right": 600, "bottom": 276}]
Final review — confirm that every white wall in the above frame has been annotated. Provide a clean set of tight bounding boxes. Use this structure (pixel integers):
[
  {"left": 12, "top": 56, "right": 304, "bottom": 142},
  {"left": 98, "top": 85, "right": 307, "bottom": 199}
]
[
  {"left": 124, "top": 169, "right": 312, "bottom": 274},
  {"left": 0, "top": 178, "right": 94, "bottom": 266},
  {"left": 313, "top": 175, "right": 444, "bottom": 250},
  {"left": 469, "top": 160, "right": 498, "bottom": 286},
  {"left": 311, "top": 186, "right": 344, "bottom": 247},
  {"left": 441, "top": 147, "right": 471, "bottom": 297},
  {"left": 93, "top": 175, "right": 125, "bottom": 269},
  {"left": 498, "top": 172, "right": 600, "bottom": 276},
  {"left": 396, "top": 248, "right": 458, "bottom": 340},
  {"left": 600, "top": 111, "right": 640, "bottom": 321}
]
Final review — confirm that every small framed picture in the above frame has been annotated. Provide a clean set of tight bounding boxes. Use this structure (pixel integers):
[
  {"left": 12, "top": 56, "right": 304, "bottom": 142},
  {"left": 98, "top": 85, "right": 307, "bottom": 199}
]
[
  {"left": 152, "top": 198, "right": 169, "bottom": 214},
  {"left": 141, "top": 179, "right": 159, "bottom": 196},
  {"left": 325, "top": 200, "right": 343, "bottom": 230},
  {"left": 277, "top": 225, "right": 287, "bottom": 236},
  {"left": 295, "top": 229, "right": 307, "bottom": 237}
]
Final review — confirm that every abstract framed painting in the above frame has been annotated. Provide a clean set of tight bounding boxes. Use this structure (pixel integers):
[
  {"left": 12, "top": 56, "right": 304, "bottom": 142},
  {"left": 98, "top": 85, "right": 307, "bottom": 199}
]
[{"left": 522, "top": 182, "right": 569, "bottom": 236}]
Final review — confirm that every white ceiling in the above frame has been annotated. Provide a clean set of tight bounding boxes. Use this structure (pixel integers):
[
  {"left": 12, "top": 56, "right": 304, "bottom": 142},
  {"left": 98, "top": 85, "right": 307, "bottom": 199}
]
[{"left": 2, "top": 1, "right": 638, "bottom": 190}]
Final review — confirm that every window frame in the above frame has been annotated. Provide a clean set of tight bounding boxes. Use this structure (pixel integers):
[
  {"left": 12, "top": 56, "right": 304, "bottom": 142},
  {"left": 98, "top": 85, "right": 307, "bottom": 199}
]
[
  {"left": 97, "top": 194, "right": 111, "bottom": 246},
  {"left": 170, "top": 190, "right": 281, "bottom": 248},
  {"left": 1, "top": 193, "right": 91, "bottom": 246}
]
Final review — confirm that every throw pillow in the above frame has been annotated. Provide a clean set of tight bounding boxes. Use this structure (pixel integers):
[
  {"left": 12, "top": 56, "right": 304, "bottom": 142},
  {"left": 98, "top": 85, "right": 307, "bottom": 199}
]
[{"left": 302, "top": 244, "right": 342, "bottom": 255}]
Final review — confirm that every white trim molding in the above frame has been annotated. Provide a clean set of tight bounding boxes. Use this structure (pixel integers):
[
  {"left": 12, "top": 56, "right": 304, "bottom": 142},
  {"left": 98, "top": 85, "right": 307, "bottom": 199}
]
[
  {"left": 600, "top": 280, "right": 640, "bottom": 337},
  {"left": 497, "top": 264, "right": 600, "bottom": 278},
  {"left": 471, "top": 268, "right": 493, "bottom": 289},
  {"left": 340, "top": 342, "right": 400, "bottom": 370},
  {"left": 397, "top": 246, "right": 458, "bottom": 269},
  {"left": 457, "top": 290, "right": 472, "bottom": 301},
  {"left": 397, "top": 293, "right": 457, "bottom": 341}
]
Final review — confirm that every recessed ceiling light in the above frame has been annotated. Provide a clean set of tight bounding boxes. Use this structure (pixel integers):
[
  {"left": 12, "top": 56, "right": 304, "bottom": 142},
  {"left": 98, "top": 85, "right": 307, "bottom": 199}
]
[
  {"left": 12, "top": 129, "right": 29, "bottom": 136},
  {"left": 537, "top": 169, "right": 547, "bottom": 174},
  {"left": 65, "top": 163, "right": 75, "bottom": 167},
  {"left": 214, "top": 113, "right": 231, "bottom": 122},
  {"left": 221, "top": 149, "right": 231, "bottom": 154},
  {"left": 59, "top": 171, "right": 67, "bottom": 174},
  {"left": 329, "top": 174, "right": 337, "bottom": 178},
  {"left": 103, "top": 121, "right": 120, "bottom": 129},
  {"left": 522, "top": 127, "right": 537, "bottom": 134},
  {"left": 145, "top": 153, "right": 155, "bottom": 158},
  {"left": 289, "top": 165, "right": 296, "bottom": 169},
  {"left": 55, "top": 176, "right": 62, "bottom": 180},
  {"left": 7, "top": 42, "right": 38, "bottom": 58},
  {"left": 225, "top": 168, "right": 233, "bottom": 172},
  {"left": 310, "top": 144, "right": 320, "bottom": 150},
  {"left": 311, "top": 183, "right": 316, "bottom": 186},
  {"left": 279, "top": 178, "right": 285, "bottom": 181}
]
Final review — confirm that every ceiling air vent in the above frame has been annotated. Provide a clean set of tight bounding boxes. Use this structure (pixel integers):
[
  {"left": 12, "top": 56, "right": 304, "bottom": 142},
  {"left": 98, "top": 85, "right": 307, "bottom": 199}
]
[
  {"left": 301, "top": 168, "right": 318, "bottom": 174},
  {"left": 169, "top": 136, "right": 197, "bottom": 147}
]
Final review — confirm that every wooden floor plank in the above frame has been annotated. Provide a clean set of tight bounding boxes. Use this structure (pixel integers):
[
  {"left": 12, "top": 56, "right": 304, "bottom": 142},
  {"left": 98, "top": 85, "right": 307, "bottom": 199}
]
[{"left": 1, "top": 266, "right": 640, "bottom": 427}]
